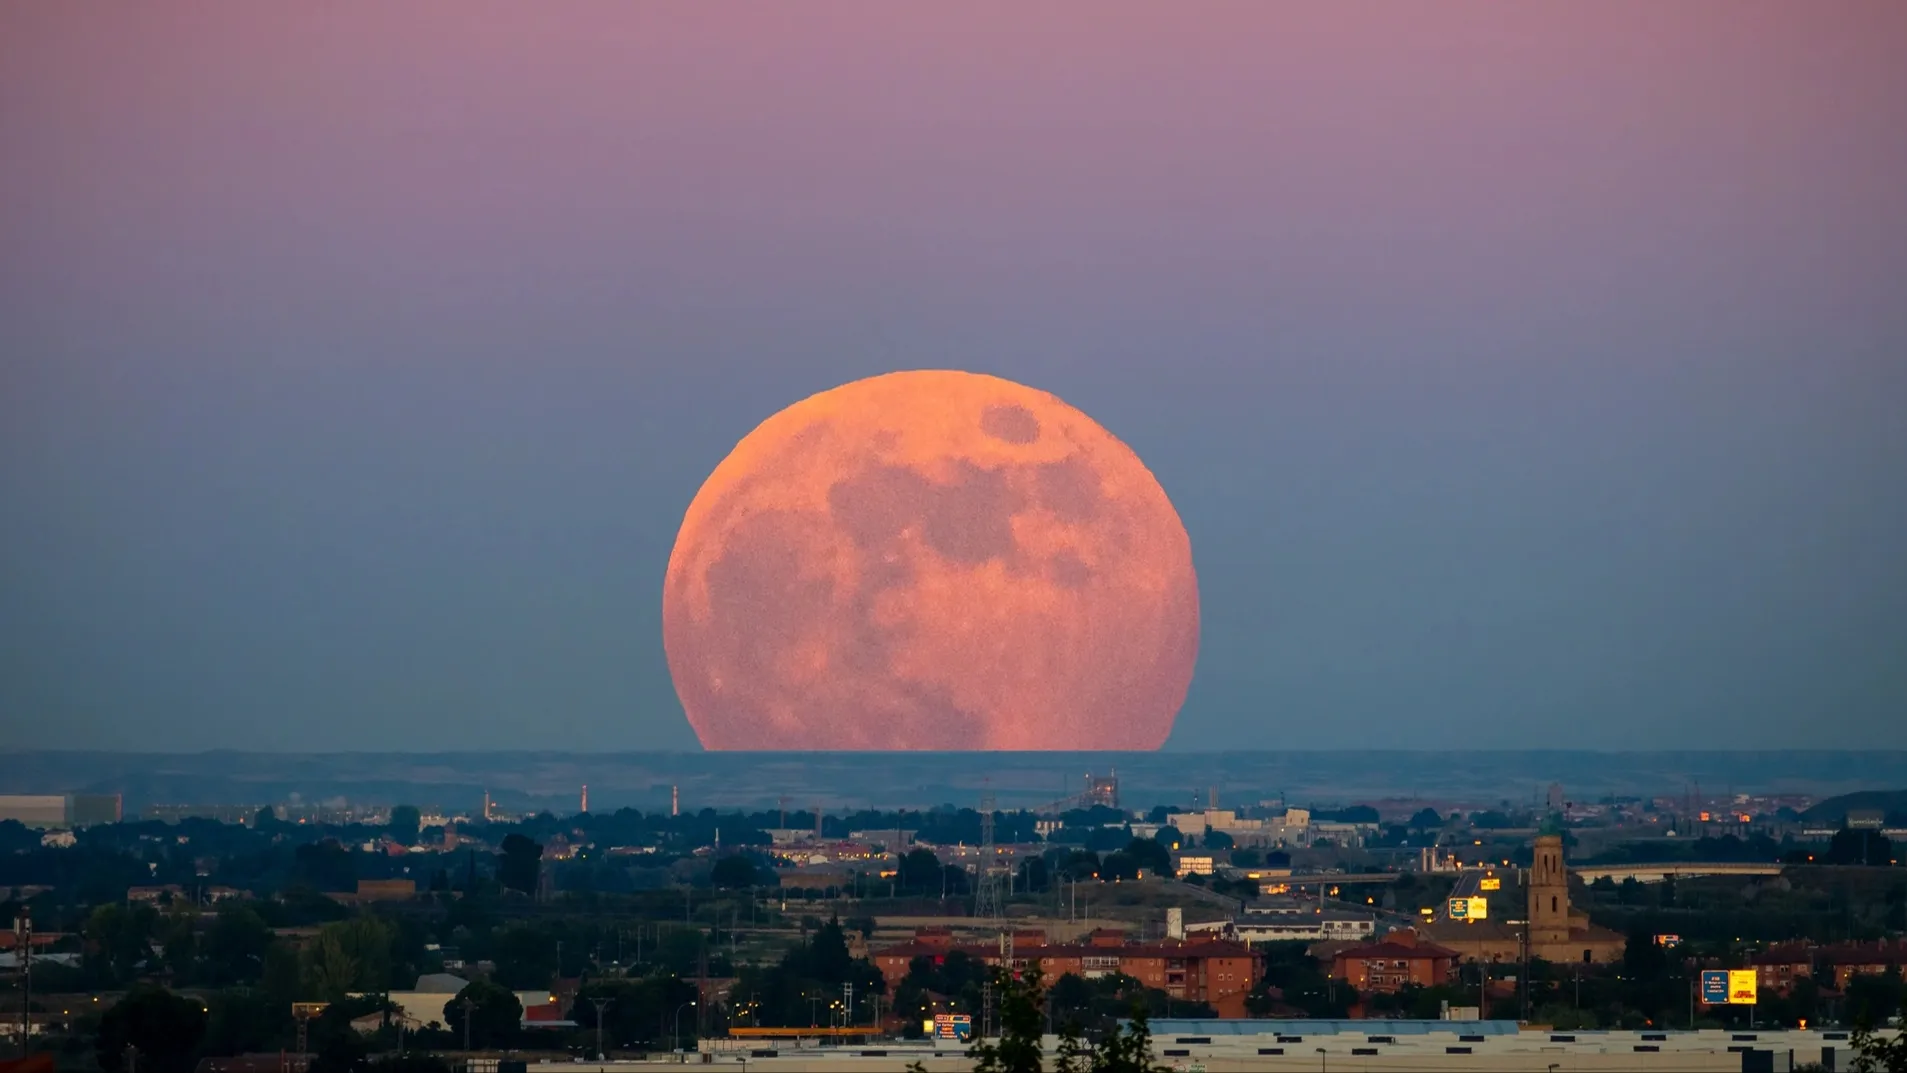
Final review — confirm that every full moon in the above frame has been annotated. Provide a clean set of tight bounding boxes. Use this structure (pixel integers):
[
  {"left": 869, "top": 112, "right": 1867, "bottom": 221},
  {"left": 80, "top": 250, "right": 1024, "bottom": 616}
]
[{"left": 663, "top": 370, "right": 1199, "bottom": 750}]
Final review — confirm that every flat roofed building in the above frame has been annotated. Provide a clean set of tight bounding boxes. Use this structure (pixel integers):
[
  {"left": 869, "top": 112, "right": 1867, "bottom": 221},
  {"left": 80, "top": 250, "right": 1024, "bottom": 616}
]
[
  {"left": 0, "top": 794, "right": 123, "bottom": 829},
  {"left": 0, "top": 796, "right": 70, "bottom": 828}
]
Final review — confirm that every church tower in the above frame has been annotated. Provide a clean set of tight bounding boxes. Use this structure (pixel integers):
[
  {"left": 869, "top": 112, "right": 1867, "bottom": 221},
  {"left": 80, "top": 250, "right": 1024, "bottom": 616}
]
[{"left": 1528, "top": 832, "right": 1571, "bottom": 946}]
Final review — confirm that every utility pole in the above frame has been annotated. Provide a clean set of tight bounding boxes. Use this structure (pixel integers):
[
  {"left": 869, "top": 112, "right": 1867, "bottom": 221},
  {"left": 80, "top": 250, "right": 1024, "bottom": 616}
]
[
  {"left": 460, "top": 996, "right": 476, "bottom": 1053},
  {"left": 13, "top": 911, "right": 30, "bottom": 1058}
]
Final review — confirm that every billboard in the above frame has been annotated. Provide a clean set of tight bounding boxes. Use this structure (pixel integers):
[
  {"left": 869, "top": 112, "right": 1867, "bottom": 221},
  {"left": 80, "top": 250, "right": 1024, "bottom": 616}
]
[
  {"left": 933, "top": 1014, "right": 973, "bottom": 1041},
  {"left": 1701, "top": 970, "right": 1758, "bottom": 1005},
  {"left": 1447, "top": 896, "right": 1489, "bottom": 920}
]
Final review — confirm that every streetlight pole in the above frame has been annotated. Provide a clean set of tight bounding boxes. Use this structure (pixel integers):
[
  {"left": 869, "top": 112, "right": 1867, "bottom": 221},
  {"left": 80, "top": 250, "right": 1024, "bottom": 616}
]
[
  {"left": 460, "top": 997, "right": 476, "bottom": 1054},
  {"left": 672, "top": 1001, "right": 697, "bottom": 1058},
  {"left": 588, "top": 997, "right": 612, "bottom": 1060}
]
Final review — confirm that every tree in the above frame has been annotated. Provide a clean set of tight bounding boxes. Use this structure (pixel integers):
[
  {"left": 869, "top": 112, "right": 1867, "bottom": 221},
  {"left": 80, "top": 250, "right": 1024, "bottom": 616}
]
[
  {"left": 1829, "top": 829, "right": 1895, "bottom": 867},
  {"left": 1054, "top": 1021, "right": 1090, "bottom": 1073},
  {"left": 496, "top": 833, "right": 542, "bottom": 896},
  {"left": 388, "top": 806, "right": 422, "bottom": 846},
  {"left": 573, "top": 977, "right": 697, "bottom": 1049},
  {"left": 299, "top": 916, "right": 395, "bottom": 1000},
  {"left": 1846, "top": 970, "right": 1905, "bottom": 1028},
  {"left": 96, "top": 985, "right": 208, "bottom": 1073},
  {"left": 443, "top": 980, "right": 522, "bottom": 1049},
  {"left": 1202, "top": 830, "right": 1234, "bottom": 850},
  {"left": 1123, "top": 837, "right": 1172, "bottom": 877},
  {"left": 1016, "top": 855, "right": 1051, "bottom": 893},
  {"left": 1409, "top": 808, "right": 1444, "bottom": 830},
  {"left": 1092, "top": 1007, "right": 1167, "bottom": 1073},
  {"left": 710, "top": 855, "right": 763, "bottom": 889},
  {"left": 200, "top": 988, "right": 285, "bottom": 1058},
  {"left": 897, "top": 848, "right": 944, "bottom": 894},
  {"left": 1211, "top": 875, "right": 1259, "bottom": 901},
  {"left": 968, "top": 965, "right": 1045, "bottom": 1073},
  {"left": 292, "top": 841, "right": 356, "bottom": 892},
  {"left": 84, "top": 902, "right": 158, "bottom": 986},
  {"left": 202, "top": 904, "right": 274, "bottom": 985},
  {"left": 1852, "top": 1023, "right": 1907, "bottom": 1073},
  {"left": 490, "top": 925, "right": 560, "bottom": 990},
  {"left": 305, "top": 998, "right": 384, "bottom": 1073}
]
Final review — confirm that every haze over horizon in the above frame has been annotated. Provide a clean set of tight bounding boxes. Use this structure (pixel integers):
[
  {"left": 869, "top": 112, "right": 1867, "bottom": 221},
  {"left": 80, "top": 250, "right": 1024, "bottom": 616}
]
[{"left": 4, "top": 4, "right": 1905, "bottom": 753}]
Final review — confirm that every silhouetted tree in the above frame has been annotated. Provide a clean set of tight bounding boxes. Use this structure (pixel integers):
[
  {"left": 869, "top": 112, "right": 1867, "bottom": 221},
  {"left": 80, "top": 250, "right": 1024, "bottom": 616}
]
[
  {"left": 496, "top": 833, "right": 542, "bottom": 896},
  {"left": 387, "top": 805, "right": 421, "bottom": 845},
  {"left": 96, "top": 985, "right": 207, "bottom": 1073},
  {"left": 968, "top": 965, "right": 1045, "bottom": 1073},
  {"left": 444, "top": 980, "right": 522, "bottom": 1049},
  {"left": 710, "top": 854, "right": 764, "bottom": 889}
]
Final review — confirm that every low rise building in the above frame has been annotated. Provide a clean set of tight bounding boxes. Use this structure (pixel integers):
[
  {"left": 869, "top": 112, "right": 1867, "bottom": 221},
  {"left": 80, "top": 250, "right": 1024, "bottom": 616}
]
[
  {"left": 1231, "top": 906, "right": 1377, "bottom": 945},
  {"left": 871, "top": 927, "right": 1261, "bottom": 1018},
  {"left": 1750, "top": 940, "right": 1907, "bottom": 992},
  {"left": 1329, "top": 929, "right": 1458, "bottom": 993}
]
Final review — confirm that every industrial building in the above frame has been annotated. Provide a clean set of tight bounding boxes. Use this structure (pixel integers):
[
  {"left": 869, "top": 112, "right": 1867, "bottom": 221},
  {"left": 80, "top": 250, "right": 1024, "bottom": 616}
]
[
  {"left": 0, "top": 794, "right": 122, "bottom": 829},
  {"left": 684, "top": 1022, "right": 1876, "bottom": 1071}
]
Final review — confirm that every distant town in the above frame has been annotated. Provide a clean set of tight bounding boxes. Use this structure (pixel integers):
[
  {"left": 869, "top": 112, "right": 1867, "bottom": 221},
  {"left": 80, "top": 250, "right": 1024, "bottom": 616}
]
[{"left": 2, "top": 771, "right": 1903, "bottom": 1072}]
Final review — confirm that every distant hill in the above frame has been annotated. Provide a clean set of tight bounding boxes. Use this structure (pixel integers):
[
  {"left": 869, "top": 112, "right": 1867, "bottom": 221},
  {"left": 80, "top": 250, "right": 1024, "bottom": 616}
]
[{"left": 1801, "top": 789, "right": 1907, "bottom": 825}]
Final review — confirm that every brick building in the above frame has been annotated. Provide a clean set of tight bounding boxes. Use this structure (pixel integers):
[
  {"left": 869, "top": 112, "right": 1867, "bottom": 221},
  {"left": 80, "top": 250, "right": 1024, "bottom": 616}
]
[
  {"left": 871, "top": 927, "right": 1261, "bottom": 1018},
  {"left": 1751, "top": 939, "right": 1907, "bottom": 993},
  {"left": 1328, "top": 929, "right": 1458, "bottom": 994}
]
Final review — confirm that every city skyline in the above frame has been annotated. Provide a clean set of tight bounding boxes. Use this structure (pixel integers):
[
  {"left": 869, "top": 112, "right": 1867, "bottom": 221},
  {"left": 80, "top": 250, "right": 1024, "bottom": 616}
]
[{"left": 4, "top": 4, "right": 1906, "bottom": 752}]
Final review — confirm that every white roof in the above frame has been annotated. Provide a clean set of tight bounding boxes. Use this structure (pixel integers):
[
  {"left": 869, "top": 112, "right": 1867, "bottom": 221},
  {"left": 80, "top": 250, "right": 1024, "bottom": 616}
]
[{"left": 413, "top": 973, "right": 470, "bottom": 993}]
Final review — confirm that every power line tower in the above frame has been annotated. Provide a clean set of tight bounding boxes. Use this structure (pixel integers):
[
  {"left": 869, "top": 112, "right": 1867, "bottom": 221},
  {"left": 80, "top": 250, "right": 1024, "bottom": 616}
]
[{"left": 973, "top": 793, "right": 1005, "bottom": 924}]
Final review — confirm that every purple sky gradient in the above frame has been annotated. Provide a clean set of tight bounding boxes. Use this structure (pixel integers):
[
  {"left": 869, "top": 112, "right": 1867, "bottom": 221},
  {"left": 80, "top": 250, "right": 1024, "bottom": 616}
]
[{"left": 3, "top": 3, "right": 1904, "bottom": 750}]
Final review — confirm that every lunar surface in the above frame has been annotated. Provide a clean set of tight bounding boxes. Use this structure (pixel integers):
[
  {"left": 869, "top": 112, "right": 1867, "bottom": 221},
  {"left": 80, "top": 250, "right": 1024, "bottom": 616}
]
[{"left": 662, "top": 370, "right": 1199, "bottom": 750}]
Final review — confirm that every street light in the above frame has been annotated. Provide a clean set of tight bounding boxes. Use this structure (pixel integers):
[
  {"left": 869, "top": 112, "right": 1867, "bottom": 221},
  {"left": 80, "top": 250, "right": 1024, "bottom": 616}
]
[
  {"left": 588, "top": 997, "right": 612, "bottom": 1061},
  {"left": 672, "top": 1001, "right": 697, "bottom": 1057}
]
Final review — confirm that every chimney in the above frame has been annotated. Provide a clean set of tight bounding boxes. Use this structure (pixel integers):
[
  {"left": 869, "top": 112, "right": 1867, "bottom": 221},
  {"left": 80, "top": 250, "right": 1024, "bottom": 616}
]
[
  {"left": 671, "top": 785, "right": 679, "bottom": 817},
  {"left": 580, "top": 784, "right": 589, "bottom": 815}
]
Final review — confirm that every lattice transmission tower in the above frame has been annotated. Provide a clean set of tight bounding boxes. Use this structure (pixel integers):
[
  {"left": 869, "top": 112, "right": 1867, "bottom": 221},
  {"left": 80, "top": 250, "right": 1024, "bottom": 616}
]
[{"left": 973, "top": 793, "right": 1005, "bottom": 923}]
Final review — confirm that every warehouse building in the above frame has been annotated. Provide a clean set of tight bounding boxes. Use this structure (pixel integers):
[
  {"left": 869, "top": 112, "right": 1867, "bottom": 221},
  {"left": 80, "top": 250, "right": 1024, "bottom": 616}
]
[{"left": 0, "top": 794, "right": 123, "bottom": 829}]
